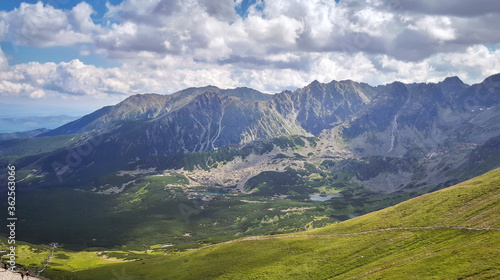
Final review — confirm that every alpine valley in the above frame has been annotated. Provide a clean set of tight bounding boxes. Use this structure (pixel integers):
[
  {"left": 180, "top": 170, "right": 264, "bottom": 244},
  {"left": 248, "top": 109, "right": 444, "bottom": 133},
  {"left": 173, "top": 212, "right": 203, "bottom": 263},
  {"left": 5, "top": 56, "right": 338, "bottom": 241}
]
[{"left": 1, "top": 74, "right": 500, "bottom": 279}]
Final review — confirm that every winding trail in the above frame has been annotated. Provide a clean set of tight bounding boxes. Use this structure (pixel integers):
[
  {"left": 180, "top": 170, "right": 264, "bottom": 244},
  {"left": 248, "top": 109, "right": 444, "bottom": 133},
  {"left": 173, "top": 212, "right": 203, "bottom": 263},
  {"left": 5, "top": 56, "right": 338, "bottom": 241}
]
[
  {"left": 37, "top": 243, "right": 57, "bottom": 275},
  {"left": 241, "top": 226, "right": 500, "bottom": 241},
  {"left": 193, "top": 226, "right": 500, "bottom": 251}
]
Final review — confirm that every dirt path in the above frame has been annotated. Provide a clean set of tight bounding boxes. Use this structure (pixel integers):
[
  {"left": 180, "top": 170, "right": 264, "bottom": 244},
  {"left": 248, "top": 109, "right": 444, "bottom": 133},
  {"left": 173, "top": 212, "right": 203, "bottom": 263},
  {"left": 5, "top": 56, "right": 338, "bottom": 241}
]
[
  {"left": 0, "top": 268, "right": 43, "bottom": 280},
  {"left": 241, "top": 226, "right": 500, "bottom": 241},
  {"left": 185, "top": 226, "right": 499, "bottom": 253}
]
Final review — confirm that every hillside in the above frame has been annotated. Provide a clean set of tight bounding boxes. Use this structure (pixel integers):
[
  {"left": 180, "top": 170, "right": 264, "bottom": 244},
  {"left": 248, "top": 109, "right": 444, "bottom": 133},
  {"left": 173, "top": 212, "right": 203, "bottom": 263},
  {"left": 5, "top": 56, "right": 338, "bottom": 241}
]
[
  {"left": 40, "top": 86, "right": 273, "bottom": 137},
  {"left": 0, "top": 128, "right": 50, "bottom": 140},
  {"left": 4, "top": 73, "right": 499, "bottom": 195},
  {"left": 1, "top": 74, "right": 500, "bottom": 280},
  {"left": 30, "top": 167, "right": 498, "bottom": 279}
]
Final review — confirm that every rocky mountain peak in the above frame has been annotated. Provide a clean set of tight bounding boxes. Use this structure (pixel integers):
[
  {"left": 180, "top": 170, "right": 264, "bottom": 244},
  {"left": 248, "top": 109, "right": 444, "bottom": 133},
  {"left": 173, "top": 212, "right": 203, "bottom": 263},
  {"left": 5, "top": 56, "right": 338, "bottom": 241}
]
[
  {"left": 438, "top": 76, "right": 469, "bottom": 95},
  {"left": 309, "top": 79, "right": 320, "bottom": 86},
  {"left": 483, "top": 73, "right": 500, "bottom": 85},
  {"left": 441, "top": 76, "right": 464, "bottom": 86}
]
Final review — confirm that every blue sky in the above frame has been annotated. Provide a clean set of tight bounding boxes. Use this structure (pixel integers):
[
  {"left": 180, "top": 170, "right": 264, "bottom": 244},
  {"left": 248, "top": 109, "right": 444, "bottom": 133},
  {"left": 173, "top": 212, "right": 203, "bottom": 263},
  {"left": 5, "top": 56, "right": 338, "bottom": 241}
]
[{"left": 0, "top": 0, "right": 499, "bottom": 118}]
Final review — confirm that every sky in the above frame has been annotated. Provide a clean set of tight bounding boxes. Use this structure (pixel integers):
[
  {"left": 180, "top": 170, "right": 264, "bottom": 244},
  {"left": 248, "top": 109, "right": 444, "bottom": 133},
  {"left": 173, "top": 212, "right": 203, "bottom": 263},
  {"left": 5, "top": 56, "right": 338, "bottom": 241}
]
[{"left": 0, "top": 0, "right": 500, "bottom": 117}]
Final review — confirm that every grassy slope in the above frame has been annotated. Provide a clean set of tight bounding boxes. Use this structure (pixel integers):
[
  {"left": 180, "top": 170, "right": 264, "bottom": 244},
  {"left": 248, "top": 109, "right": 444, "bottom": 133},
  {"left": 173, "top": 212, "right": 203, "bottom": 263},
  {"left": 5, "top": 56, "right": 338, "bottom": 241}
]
[
  {"left": 307, "top": 165, "right": 500, "bottom": 234},
  {"left": 0, "top": 134, "right": 77, "bottom": 158},
  {"left": 67, "top": 167, "right": 500, "bottom": 279}
]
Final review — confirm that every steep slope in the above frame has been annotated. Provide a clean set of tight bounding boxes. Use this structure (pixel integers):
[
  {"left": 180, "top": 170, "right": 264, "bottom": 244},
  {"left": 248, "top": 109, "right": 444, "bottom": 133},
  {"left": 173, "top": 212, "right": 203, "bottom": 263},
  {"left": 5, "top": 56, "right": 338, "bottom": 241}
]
[
  {"left": 0, "top": 128, "right": 49, "bottom": 140},
  {"left": 39, "top": 97, "right": 159, "bottom": 137},
  {"left": 22, "top": 92, "right": 306, "bottom": 186},
  {"left": 128, "top": 92, "right": 305, "bottom": 155},
  {"left": 69, "top": 167, "right": 500, "bottom": 280},
  {"left": 317, "top": 74, "right": 500, "bottom": 193},
  {"left": 272, "top": 79, "right": 378, "bottom": 135},
  {"left": 7, "top": 73, "right": 500, "bottom": 195},
  {"left": 334, "top": 74, "right": 500, "bottom": 159},
  {"left": 41, "top": 86, "right": 272, "bottom": 137}
]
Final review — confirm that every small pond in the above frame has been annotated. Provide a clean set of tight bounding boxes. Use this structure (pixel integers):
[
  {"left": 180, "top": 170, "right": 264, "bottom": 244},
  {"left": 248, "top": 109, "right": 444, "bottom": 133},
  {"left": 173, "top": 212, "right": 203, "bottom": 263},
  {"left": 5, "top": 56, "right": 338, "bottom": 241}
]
[{"left": 309, "top": 193, "right": 342, "bottom": 202}]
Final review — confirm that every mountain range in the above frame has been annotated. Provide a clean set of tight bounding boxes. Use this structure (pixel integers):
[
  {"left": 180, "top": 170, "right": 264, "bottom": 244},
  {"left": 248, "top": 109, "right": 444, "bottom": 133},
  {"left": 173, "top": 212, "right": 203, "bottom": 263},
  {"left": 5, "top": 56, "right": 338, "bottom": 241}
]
[
  {"left": 2, "top": 73, "right": 499, "bottom": 195},
  {"left": 2, "top": 73, "right": 500, "bottom": 279}
]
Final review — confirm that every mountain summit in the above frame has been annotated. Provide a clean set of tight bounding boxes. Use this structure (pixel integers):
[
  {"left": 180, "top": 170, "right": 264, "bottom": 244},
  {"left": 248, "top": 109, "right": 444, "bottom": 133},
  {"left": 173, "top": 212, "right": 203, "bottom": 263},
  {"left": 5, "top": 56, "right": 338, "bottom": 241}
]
[{"left": 3, "top": 73, "right": 500, "bottom": 194}]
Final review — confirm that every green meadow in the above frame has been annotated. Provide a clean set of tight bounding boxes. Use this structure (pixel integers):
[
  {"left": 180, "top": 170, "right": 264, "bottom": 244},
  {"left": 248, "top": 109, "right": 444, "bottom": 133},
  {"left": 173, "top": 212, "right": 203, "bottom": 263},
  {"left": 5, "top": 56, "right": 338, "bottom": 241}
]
[{"left": 3, "top": 167, "right": 499, "bottom": 279}]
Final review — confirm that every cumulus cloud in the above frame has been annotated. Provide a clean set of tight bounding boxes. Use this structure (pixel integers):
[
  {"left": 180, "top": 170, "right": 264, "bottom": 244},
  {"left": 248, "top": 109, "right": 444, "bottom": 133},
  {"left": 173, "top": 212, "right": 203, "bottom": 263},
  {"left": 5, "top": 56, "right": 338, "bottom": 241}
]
[
  {"left": 30, "top": 90, "right": 45, "bottom": 99},
  {"left": 2, "top": 44, "right": 498, "bottom": 101},
  {"left": 437, "top": 45, "right": 500, "bottom": 82},
  {"left": 0, "top": 58, "right": 130, "bottom": 98},
  {"left": 89, "top": 0, "right": 500, "bottom": 64},
  {"left": 198, "top": 0, "right": 237, "bottom": 21},
  {"left": 0, "top": 49, "right": 239, "bottom": 99},
  {"left": 0, "top": 47, "right": 7, "bottom": 70},
  {"left": 0, "top": 2, "right": 99, "bottom": 47},
  {"left": 393, "top": 0, "right": 500, "bottom": 17},
  {"left": 0, "top": 0, "right": 499, "bottom": 106}
]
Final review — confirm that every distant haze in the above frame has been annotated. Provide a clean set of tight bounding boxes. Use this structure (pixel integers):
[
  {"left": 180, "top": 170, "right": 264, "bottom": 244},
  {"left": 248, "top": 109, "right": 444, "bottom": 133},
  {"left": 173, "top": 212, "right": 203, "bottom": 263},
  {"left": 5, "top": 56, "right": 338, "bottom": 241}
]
[{"left": 0, "top": 115, "right": 79, "bottom": 133}]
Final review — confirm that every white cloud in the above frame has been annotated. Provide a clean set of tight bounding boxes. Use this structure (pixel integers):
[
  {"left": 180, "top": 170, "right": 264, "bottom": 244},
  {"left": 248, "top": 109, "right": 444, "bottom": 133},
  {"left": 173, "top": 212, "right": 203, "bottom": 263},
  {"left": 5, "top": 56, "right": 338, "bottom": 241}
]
[
  {"left": 0, "top": 47, "right": 7, "bottom": 70},
  {"left": 85, "top": 0, "right": 500, "bottom": 65},
  {"left": 437, "top": 45, "right": 500, "bottom": 82},
  {"left": 413, "top": 16, "right": 456, "bottom": 41},
  {"left": 30, "top": 90, "right": 45, "bottom": 99},
  {"left": 378, "top": 55, "right": 438, "bottom": 83},
  {"left": 0, "top": 44, "right": 499, "bottom": 103},
  {"left": 309, "top": 52, "right": 378, "bottom": 84},
  {"left": 245, "top": 15, "right": 303, "bottom": 47},
  {"left": 69, "top": 2, "right": 100, "bottom": 34},
  {"left": 0, "top": 80, "right": 34, "bottom": 95},
  {"left": 0, "top": 0, "right": 499, "bottom": 108},
  {"left": 393, "top": 0, "right": 500, "bottom": 17},
  {"left": 0, "top": 2, "right": 99, "bottom": 47}
]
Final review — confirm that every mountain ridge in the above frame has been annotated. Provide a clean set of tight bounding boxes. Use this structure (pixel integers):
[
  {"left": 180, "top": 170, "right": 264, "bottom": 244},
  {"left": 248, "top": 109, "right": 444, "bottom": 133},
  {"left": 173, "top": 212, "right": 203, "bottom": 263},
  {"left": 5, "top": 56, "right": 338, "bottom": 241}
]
[
  {"left": 2, "top": 74, "right": 500, "bottom": 280},
  {"left": 39, "top": 86, "right": 273, "bottom": 137},
  {"left": 4, "top": 73, "right": 500, "bottom": 196}
]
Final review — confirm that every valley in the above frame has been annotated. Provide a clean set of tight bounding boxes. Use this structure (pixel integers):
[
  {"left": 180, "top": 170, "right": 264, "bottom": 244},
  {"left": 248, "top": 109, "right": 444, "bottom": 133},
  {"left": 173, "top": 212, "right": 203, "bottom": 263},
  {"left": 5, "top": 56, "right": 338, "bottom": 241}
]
[
  {"left": 3, "top": 164, "right": 499, "bottom": 279},
  {"left": 1, "top": 74, "right": 500, "bottom": 279}
]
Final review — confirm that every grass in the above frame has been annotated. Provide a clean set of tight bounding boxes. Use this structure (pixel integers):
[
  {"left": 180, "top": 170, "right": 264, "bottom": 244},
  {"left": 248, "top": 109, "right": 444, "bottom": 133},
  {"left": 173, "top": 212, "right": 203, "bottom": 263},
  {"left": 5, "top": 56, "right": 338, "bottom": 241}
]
[
  {"left": 71, "top": 229, "right": 499, "bottom": 280},
  {"left": 0, "top": 240, "right": 155, "bottom": 278},
  {"left": 308, "top": 165, "right": 500, "bottom": 235},
  {"left": 4, "top": 156, "right": 464, "bottom": 253},
  {"left": 315, "top": 185, "right": 341, "bottom": 194},
  {"left": 9, "top": 167, "right": 500, "bottom": 279},
  {"left": 6, "top": 172, "right": 341, "bottom": 251}
]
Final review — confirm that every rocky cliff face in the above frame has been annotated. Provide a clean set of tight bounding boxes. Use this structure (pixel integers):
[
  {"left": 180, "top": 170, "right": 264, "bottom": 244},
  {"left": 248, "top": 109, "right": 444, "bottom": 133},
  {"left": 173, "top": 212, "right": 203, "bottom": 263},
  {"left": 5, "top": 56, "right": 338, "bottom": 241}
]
[
  {"left": 40, "top": 86, "right": 274, "bottom": 137},
  {"left": 271, "top": 80, "right": 377, "bottom": 135},
  {"left": 132, "top": 92, "right": 303, "bottom": 155},
  {"left": 316, "top": 74, "right": 500, "bottom": 192},
  {"left": 333, "top": 74, "right": 500, "bottom": 155}
]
